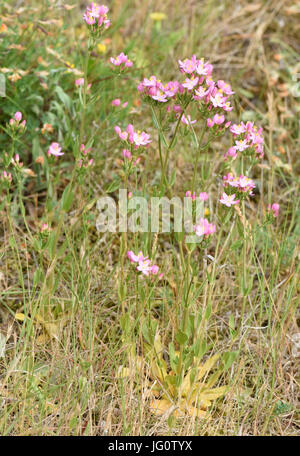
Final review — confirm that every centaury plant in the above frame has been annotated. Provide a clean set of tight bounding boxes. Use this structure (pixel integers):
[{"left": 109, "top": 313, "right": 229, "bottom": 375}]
[{"left": 0, "top": 0, "right": 298, "bottom": 436}]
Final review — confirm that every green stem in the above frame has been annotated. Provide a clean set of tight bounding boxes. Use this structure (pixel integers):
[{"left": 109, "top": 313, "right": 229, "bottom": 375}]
[
  {"left": 79, "top": 49, "right": 90, "bottom": 147},
  {"left": 191, "top": 121, "right": 207, "bottom": 193},
  {"left": 119, "top": 172, "right": 129, "bottom": 314}
]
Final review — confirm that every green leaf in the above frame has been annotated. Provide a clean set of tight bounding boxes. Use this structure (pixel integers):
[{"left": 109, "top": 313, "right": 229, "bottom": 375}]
[
  {"left": 61, "top": 184, "right": 74, "bottom": 211},
  {"left": 222, "top": 351, "right": 239, "bottom": 370},
  {"left": 169, "top": 342, "right": 178, "bottom": 371},
  {"left": 169, "top": 169, "right": 176, "bottom": 187},
  {"left": 176, "top": 330, "right": 188, "bottom": 345},
  {"left": 120, "top": 313, "right": 130, "bottom": 334},
  {"left": 165, "top": 375, "right": 177, "bottom": 386},
  {"left": 142, "top": 320, "right": 151, "bottom": 344},
  {"left": 204, "top": 303, "right": 211, "bottom": 319},
  {"left": 9, "top": 236, "right": 16, "bottom": 249},
  {"left": 55, "top": 86, "right": 72, "bottom": 111},
  {"left": 106, "top": 178, "right": 121, "bottom": 193}
]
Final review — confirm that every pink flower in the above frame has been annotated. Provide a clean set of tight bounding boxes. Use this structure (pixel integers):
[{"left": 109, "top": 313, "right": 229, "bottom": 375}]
[
  {"left": 223, "top": 101, "right": 233, "bottom": 112},
  {"left": 128, "top": 250, "right": 159, "bottom": 276},
  {"left": 126, "top": 124, "right": 134, "bottom": 143},
  {"left": 48, "top": 142, "right": 64, "bottom": 156},
  {"left": 185, "top": 191, "right": 196, "bottom": 200},
  {"left": 223, "top": 174, "right": 255, "bottom": 195},
  {"left": 181, "top": 114, "right": 197, "bottom": 125},
  {"left": 122, "top": 149, "right": 132, "bottom": 159},
  {"left": 83, "top": 3, "right": 110, "bottom": 30},
  {"left": 163, "top": 81, "right": 179, "bottom": 97},
  {"left": 14, "top": 111, "right": 22, "bottom": 121},
  {"left": 178, "top": 56, "right": 198, "bottom": 74},
  {"left": 230, "top": 123, "right": 246, "bottom": 135},
  {"left": 122, "top": 102, "right": 128, "bottom": 108},
  {"left": 194, "top": 86, "right": 209, "bottom": 100},
  {"left": 138, "top": 76, "right": 180, "bottom": 103},
  {"left": 207, "top": 118, "right": 214, "bottom": 128},
  {"left": 195, "top": 59, "right": 212, "bottom": 76},
  {"left": 182, "top": 76, "right": 199, "bottom": 91},
  {"left": 110, "top": 52, "right": 133, "bottom": 69},
  {"left": 271, "top": 203, "right": 280, "bottom": 217},
  {"left": 11, "top": 154, "right": 23, "bottom": 168},
  {"left": 213, "top": 113, "right": 225, "bottom": 125},
  {"left": 229, "top": 122, "right": 264, "bottom": 159},
  {"left": 75, "top": 78, "right": 84, "bottom": 87},
  {"left": 133, "top": 131, "right": 152, "bottom": 146},
  {"left": 256, "top": 143, "right": 264, "bottom": 158},
  {"left": 2, "top": 171, "right": 12, "bottom": 182},
  {"left": 75, "top": 78, "right": 91, "bottom": 90},
  {"left": 237, "top": 176, "right": 255, "bottom": 192},
  {"left": 136, "top": 259, "right": 152, "bottom": 276},
  {"left": 194, "top": 218, "right": 216, "bottom": 238},
  {"left": 127, "top": 251, "right": 148, "bottom": 263},
  {"left": 225, "top": 146, "right": 238, "bottom": 160},
  {"left": 173, "top": 104, "right": 182, "bottom": 113},
  {"left": 41, "top": 223, "right": 51, "bottom": 233},
  {"left": 114, "top": 126, "right": 128, "bottom": 141},
  {"left": 220, "top": 192, "right": 240, "bottom": 207},
  {"left": 199, "top": 192, "right": 209, "bottom": 201},
  {"left": 115, "top": 124, "right": 151, "bottom": 147},
  {"left": 235, "top": 139, "right": 249, "bottom": 152},
  {"left": 142, "top": 76, "right": 159, "bottom": 88},
  {"left": 210, "top": 92, "right": 227, "bottom": 108},
  {"left": 115, "top": 124, "right": 134, "bottom": 142},
  {"left": 217, "top": 80, "right": 234, "bottom": 95},
  {"left": 150, "top": 264, "right": 159, "bottom": 275},
  {"left": 152, "top": 91, "right": 168, "bottom": 102},
  {"left": 112, "top": 98, "right": 121, "bottom": 106}
]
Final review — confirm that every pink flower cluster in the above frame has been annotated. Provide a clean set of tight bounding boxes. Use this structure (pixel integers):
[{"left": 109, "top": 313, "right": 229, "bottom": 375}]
[
  {"left": 114, "top": 124, "right": 151, "bottom": 147},
  {"left": 178, "top": 56, "right": 234, "bottom": 117},
  {"left": 194, "top": 218, "right": 216, "bottom": 238},
  {"left": 9, "top": 112, "right": 26, "bottom": 129},
  {"left": 112, "top": 99, "right": 128, "bottom": 108},
  {"left": 137, "top": 56, "right": 234, "bottom": 133},
  {"left": 122, "top": 149, "right": 140, "bottom": 167},
  {"left": 178, "top": 55, "right": 213, "bottom": 76},
  {"left": 223, "top": 173, "right": 256, "bottom": 196},
  {"left": 207, "top": 113, "right": 230, "bottom": 129},
  {"left": 83, "top": 3, "right": 110, "bottom": 30},
  {"left": 78, "top": 143, "right": 93, "bottom": 168},
  {"left": 225, "top": 121, "right": 264, "bottom": 160},
  {"left": 110, "top": 53, "right": 133, "bottom": 70},
  {"left": 137, "top": 76, "right": 183, "bottom": 103},
  {"left": 127, "top": 251, "right": 159, "bottom": 276},
  {"left": 185, "top": 191, "right": 209, "bottom": 201},
  {"left": 75, "top": 78, "right": 92, "bottom": 90},
  {"left": 41, "top": 223, "right": 51, "bottom": 234},
  {"left": 268, "top": 203, "right": 280, "bottom": 218},
  {"left": 11, "top": 154, "right": 23, "bottom": 169},
  {"left": 1, "top": 170, "right": 12, "bottom": 183}
]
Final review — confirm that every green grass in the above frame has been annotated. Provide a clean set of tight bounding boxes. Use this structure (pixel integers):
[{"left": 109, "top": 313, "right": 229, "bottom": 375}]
[{"left": 0, "top": 0, "right": 299, "bottom": 435}]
